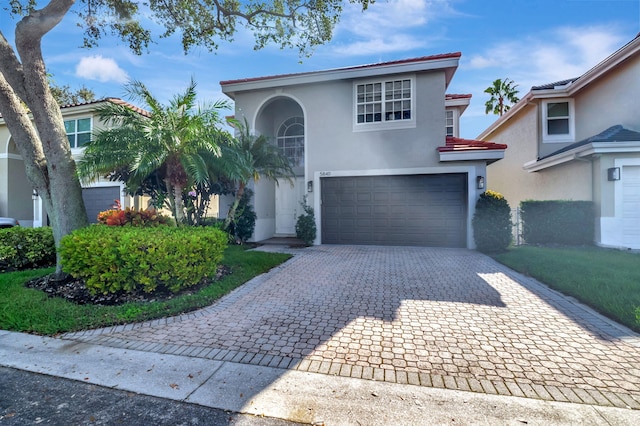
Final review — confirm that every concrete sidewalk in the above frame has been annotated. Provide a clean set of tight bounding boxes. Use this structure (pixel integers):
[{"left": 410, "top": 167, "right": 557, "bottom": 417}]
[{"left": 1, "top": 330, "right": 639, "bottom": 425}]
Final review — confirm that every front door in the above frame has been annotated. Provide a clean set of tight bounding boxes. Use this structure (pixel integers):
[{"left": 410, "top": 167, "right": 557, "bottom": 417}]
[{"left": 276, "top": 176, "right": 306, "bottom": 235}]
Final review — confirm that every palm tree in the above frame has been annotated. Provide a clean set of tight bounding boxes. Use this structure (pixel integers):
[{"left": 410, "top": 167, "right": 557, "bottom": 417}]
[
  {"left": 484, "top": 78, "right": 520, "bottom": 116},
  {"left": 78, "top": 79, "right": 231, "bottom": 223},
  {"left": 218, "top": 119, "right": 294, "bottom": 231}
]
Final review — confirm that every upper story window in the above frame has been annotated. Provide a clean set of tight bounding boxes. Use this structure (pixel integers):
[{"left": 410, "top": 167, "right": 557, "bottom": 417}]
[
  {"left": 354, "top": 77, "right": 415, "bottom": 131},
  {"left": 277, "top": 117, "right": 304, "bottom": 168},
  {"left": 542, "top": 99, "right": 574, "bottom": 143},
  {"left": 65, "top": 117, "right": 92, "bottom": 148},
  {"left": 445, "top": 110, "right": 455, "bottom": 137}
]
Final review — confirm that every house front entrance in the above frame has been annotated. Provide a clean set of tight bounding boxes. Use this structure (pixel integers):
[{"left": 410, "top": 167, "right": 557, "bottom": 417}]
[{"left": 275, "top": 176, "right": 306, "bottom": 235}]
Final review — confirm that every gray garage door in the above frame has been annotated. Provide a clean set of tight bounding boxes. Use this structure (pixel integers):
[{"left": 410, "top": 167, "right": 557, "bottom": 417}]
[
  {"left": 82, "top": 186, "right": 120, "bottom": 223},
  {"left": 321, "top": 174, "right": 467, "bottom": 247}
]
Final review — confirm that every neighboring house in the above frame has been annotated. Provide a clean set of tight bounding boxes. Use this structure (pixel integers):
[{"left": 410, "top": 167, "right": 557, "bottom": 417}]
[
  {"left": 0, "top": 99, "right": 149, "bottom": 226},
  {"left": 479, "top": 35, "right": 640, "bottom": 250},
  {"left": 219, "top": 53, "right": 507, "bottom": 248}
]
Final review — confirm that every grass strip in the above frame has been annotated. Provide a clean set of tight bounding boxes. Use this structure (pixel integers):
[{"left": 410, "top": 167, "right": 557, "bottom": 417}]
[
  {"left": 0, "top": 245, "right": 290, "bottom": 335},
  {"left": 493, "top": 246, "right": 640, "bottom": 331}
]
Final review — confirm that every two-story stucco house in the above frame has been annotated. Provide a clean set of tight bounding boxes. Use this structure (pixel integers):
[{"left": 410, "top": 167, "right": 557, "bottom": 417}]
[
  {"left": 479, "top": 35, "right": 640, "bottom": 250},
  {"left": 219, "top": 53, "right": 507, "bottom": 248},
  {"left": 0, "top": 99, "right": 148, "bottom": 226}
]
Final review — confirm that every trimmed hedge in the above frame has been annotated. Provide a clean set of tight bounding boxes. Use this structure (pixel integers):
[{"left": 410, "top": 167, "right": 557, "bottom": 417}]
[
  {"left": 520, "top": 200, "right": 594, "bottom": 245},
  {"left": 60, "top": 226, "right": 228, "bottom": 295},
  {"left": 472, "top": 190, "right": 512, "bottom": 253},
  {"left": 0, "top": 227, "right": 56, "bottom": 271}
]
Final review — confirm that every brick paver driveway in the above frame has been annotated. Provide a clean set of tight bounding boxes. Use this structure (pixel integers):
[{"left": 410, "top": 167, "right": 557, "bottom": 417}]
[{"left": 66, "top": 246, "right": 640, "bottom": 409}]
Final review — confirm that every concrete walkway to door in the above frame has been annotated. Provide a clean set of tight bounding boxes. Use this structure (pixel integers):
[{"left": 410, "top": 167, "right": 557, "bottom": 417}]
[{"left": 62, "top": 245, "right": 640, "bottom": 410}]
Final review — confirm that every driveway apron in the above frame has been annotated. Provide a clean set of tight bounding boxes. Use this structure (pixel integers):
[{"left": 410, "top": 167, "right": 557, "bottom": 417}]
[{"left": 64, "top": 246, "right": 640, "bottom": 409}]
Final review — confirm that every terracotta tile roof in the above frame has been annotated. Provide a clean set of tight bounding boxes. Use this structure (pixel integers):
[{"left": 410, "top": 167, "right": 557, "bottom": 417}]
[
  {"left": 104, "top": 98, "right": 150, "bottom": 117},
  {"left": 220, "top": 52, "right": 462, "bottom": 86},
  {"left": 445, "top": 93, "right": 472, "bottom": 100},
  {"left": 0, "top": 98, "right": 149, "bottom": 120},
  {"left": 438, "top": 136, "right": 508, "bottom": 152}
]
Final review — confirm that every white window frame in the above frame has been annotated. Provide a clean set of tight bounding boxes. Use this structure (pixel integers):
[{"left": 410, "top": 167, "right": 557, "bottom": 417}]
[
  {"left": 445, "top": 109, "right": 458, "bottom": 137},
  {"left": 353, "top": 76, "right": 416, "bottom": 132},
  {"left": 65, "top": 116, "right": 93, "bottom": 149},
  {"left": 542, "top": 99, "right": 575, "bottom": 143},
  {"left": 277, "top": 116, "right": 305, "bottom": 169}
]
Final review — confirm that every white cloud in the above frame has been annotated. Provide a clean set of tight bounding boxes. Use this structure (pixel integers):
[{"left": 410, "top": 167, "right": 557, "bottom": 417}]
[
  {"left": 332, "top": 34, "right": 428, "bottom": 56},
  {"left": 454, "top": 25, "right": 629, "bottom": 137},
  {"left": 75, "top": 55, "right": 129, "bottom": 83},
  {"left": 466, "top": 26, "right": 626, "bottom": 84},
  {"left": 328, "top": 0, "right": 457, "bottom": 56}
]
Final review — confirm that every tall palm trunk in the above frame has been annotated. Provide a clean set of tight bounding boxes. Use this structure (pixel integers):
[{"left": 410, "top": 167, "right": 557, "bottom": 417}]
[
  {"left": 224, "top": 181, "right": 246, "bottom": 230},
  {"left": 173, "top": 183, "right": 186, "bottom": 224}
]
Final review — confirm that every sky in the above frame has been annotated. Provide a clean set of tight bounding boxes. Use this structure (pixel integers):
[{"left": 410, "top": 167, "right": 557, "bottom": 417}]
[{"left": 2, "top": 0, "right": 640, "bottom": 139}]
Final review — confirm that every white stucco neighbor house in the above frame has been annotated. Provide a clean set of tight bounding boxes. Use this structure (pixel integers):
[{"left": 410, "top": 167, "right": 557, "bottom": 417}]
[
  {"left": 0, "top": 99, "right": 150, "bottom": 227},
  {"left": 478, "top": 35, "right": 640, "bottom": 250},
  {"left": 219, "top": 52, "right": 507, "bottom": 248}
]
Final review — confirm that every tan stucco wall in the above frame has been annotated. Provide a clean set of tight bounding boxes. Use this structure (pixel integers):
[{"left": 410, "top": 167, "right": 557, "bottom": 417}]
[
  {"left": 486, "top": 104, "right": 593, "bottom": 209},
  {"left": 574, "top": 54, "right": 640, "bottom": 139}
]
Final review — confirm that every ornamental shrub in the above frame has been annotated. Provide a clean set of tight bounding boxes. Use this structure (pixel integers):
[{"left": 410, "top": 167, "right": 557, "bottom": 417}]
[
  {"left": 227, "top": 189, "right": 257, "bottom": 244},
  {"left": 60, "top": 226, "right": 227, "bottom": 295},
  {"left": 520, "top": 200, "right": 594, "bottom": 245},
  {"left": 97, "top": 204, "right": 170, "bottom": 227},
  {"left": 0, "top": 227, "right": 55, "bottom": 271},
  {"left": 472, "top": 190, "right": 512, "bottom": 253},
  {"left": 295, "top": 198, "right": 316, "bottom": 246}
]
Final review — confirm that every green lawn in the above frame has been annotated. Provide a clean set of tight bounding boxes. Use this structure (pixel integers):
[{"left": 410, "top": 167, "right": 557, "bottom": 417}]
[
  {"left": 493, "top": 246, "right": 640, "bottom": 331},
  {"left": 0, "top": 245, "right": 290, "bottom": 336}
]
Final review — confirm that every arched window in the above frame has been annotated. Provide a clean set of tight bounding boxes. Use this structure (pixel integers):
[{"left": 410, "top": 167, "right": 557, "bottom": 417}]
[{"left": 277, "top": 117, "right": 304, "bottom": 168}]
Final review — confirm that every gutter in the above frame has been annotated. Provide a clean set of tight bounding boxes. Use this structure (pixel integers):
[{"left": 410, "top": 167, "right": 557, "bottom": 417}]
[{"left": 523, "top": 141, "right": 640, "bottom": 172}]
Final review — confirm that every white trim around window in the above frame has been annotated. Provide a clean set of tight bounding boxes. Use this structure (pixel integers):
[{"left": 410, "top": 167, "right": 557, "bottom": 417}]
[
  {"left": 353, "top": 76, "right": 416, "bottom": 132},
  {"left": 542, "top": 99, "right": 575, "bottom": 143},
  {"left": 445, "top": 108, "right": 458, "bottom": 137},
  {"left": 65, "top": 116, "right": 93, "bottom": 149}
]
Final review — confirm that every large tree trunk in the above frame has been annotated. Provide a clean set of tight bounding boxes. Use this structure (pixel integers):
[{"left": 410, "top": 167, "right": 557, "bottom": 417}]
[{"left": 0, "top": 1, "right": 89, "bottom": 276}]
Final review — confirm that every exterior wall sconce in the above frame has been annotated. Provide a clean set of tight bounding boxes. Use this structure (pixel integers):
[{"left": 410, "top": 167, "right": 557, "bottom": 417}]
[
  {"left": 476, "top": 176, "right": 485, "bottom": 190},
  {"left": 32, "top": 189, "right": 39, "bottom": 200},
  {"left": 607, "top": 167, "right": 621, "bottom": 181},
  {"left": 307, "top": 180, "right": 313, "bottom": 192}
]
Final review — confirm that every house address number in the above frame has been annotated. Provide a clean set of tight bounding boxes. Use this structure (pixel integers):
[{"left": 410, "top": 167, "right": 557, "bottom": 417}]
[{"left": 320, "top": 171, "right": 331, "bottom": 177}]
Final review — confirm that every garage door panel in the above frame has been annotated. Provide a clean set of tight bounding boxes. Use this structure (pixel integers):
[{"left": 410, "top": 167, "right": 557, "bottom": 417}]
[
  {"left": 321, "top": 174, "right": 467, "bottom": 247},
  {"left": 82, "top": 186, "right": 120, "bottom": 224}
]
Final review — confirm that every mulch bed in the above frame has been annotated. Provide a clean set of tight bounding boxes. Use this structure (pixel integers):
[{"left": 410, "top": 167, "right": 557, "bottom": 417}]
[{"left": 25, "top": 265, "right": 232, "bottom": 306}]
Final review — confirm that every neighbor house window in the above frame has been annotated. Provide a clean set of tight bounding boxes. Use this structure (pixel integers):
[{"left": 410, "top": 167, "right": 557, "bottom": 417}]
[
  {"left": 354, "top": 77, "right": 415, "bottom": 130},
  {"left": 277, "top": 117, "right": 304, "bottom": 168},
  {"left": 542, "top": 99, "right": 574, "bottom": 142},
  {"left": 65, "top": 117, "right": 92, "bottom": 148},
  {"left": 445, "top": 110, "right": 455, "bottom": 137}
]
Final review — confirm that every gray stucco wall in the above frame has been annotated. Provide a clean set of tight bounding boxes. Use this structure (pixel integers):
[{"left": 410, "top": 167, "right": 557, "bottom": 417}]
[{"left": 234, "top": 71, "right": 447, "bottom": 175}]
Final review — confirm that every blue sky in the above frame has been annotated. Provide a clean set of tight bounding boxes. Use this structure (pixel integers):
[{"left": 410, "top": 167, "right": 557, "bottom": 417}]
[{"left": 3, "top": 0, "right": 640, "bottom": 138}]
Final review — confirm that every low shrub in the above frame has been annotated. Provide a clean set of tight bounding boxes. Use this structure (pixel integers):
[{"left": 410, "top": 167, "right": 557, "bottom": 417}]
[
  {"left": 520, "top": 200, "right": 594, "bottom": 245},
  {"left": 295, "top": 198, "right": 316, "bottom": 246},
  {"left": 60, "top": 226, "right": 227, "bottom": 295},
  {"left": 472, "top": 190, "right": 512, "bottom": 253},
  {"left": 0, "top": 227, "right": 55, "bottom": 271}
]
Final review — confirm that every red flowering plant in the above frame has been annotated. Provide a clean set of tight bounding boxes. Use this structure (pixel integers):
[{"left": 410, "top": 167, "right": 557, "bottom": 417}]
[{"left": 97, "top": 200, "right": 170, "bottom": 227}]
